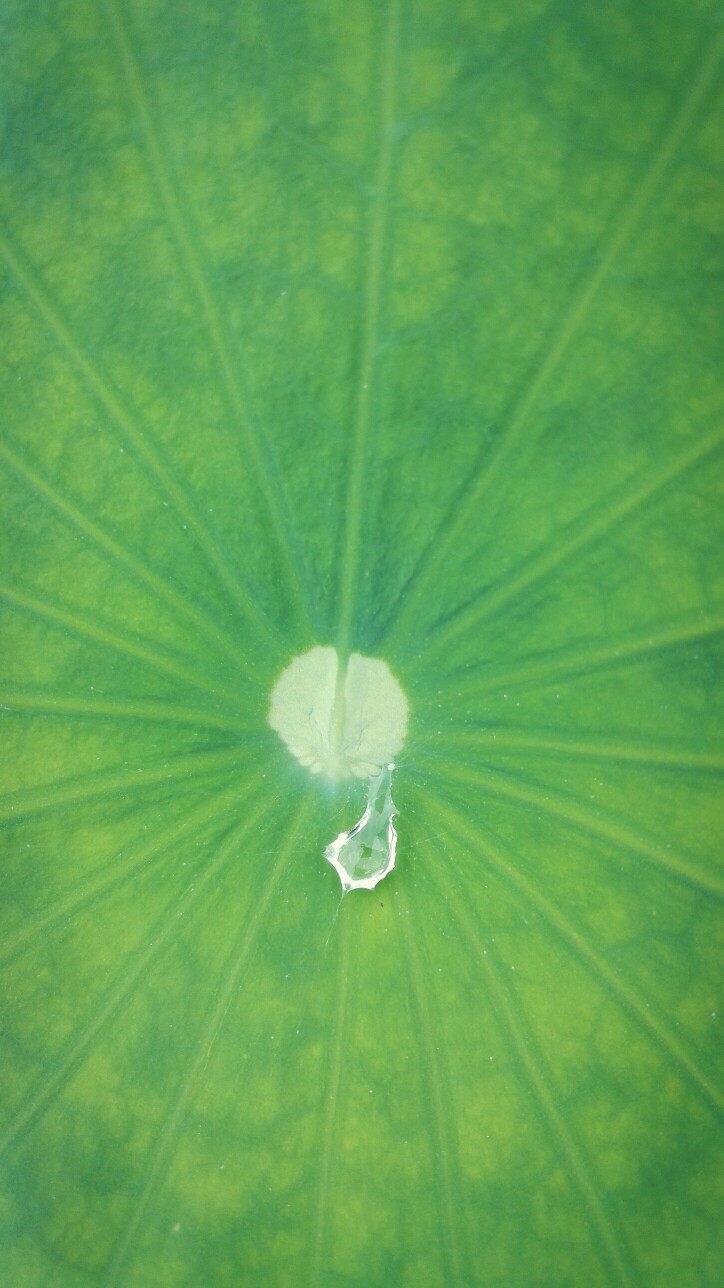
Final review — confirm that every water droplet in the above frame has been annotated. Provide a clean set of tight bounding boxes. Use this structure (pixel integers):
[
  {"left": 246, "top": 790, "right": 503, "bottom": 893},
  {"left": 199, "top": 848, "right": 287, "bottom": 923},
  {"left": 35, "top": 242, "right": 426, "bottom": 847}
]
[{"left": 324, "top": 764, "right": 398, "bottom": 893}]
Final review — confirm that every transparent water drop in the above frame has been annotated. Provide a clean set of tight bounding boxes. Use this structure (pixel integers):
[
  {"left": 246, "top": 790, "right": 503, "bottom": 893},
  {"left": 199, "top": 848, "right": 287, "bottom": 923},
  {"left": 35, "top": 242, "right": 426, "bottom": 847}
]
[{"left": 324, "top": 764, "right": 398, "bottom": 893}]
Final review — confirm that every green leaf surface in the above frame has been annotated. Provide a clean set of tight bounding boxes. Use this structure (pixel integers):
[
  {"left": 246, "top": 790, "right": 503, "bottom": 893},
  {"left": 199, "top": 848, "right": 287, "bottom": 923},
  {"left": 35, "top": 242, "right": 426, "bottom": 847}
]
[{"left": 1, "top": 1, "right": 722, "bottom": 1284}]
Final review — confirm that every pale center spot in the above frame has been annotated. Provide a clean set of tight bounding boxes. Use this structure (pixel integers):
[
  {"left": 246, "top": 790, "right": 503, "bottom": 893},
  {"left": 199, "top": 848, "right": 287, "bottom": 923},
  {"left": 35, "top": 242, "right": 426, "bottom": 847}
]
[{"left": 267, "top": 645, "right": 408, "bottom": 779}]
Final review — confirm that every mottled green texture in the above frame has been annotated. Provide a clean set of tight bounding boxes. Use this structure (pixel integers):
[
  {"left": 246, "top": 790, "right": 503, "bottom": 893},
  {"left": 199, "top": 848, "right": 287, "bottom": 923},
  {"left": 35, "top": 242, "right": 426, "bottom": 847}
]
[{"left": 0, "top": 1, "right": 722, "bottom": 1285}]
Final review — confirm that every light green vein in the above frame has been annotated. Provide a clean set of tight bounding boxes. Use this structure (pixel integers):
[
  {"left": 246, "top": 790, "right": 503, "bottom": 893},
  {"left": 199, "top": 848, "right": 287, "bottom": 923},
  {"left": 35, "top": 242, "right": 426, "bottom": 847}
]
[
  {"left": 0, "top": 745, "right": 245, "bottom": 824},
  {"left": 337, "top": 0, "right": 400, "bottom": 658},
  {"left": 103, "top": 0, "right": 314, "bottom": 640},
  {"left": 0, "top": 777, "right": 247, "bottom": 967},
  {"left": 309, "top": 906, "right": 352, "bottom": 1287},
  {"left": 101, "top": 795, "right": 313, "bottom": 1288},
  {"left": 0, "top": 581, "right": 240, "bottom": 705},
  {"left": 426, "top": 795, "right": 723, "bottom": 1119},
  {"left": 431, "top": 760, "right": 723, "bottom": 899},
  {"left": 0, "top": 688, "right": 249, "bottom": 737},
  {"left": 421, "top": 842, "right": 636, "bottom": 1288},
  {"left": 0, "top": 437, "right": 249, "bottom": 676},
  {"left": 415, "top": 421, "right": 724, "bottom": 665},
  {"left": 422, "top": 611, "right": 724, "bottom": 704},
  {"left": 0, "top": 225, "right": 282, "bottom": 656},
  {"left": 0, "top": 780, "right": 273, "bottom": 1160},
  {"left": 384, "top": 31, "right": 723, "bottom": 650},
  {"left": 397, "top": 885, "right": 465, "bottom": 1286},
  {"left": 424, "top": 727, "right": 724, "bottom": 773}
]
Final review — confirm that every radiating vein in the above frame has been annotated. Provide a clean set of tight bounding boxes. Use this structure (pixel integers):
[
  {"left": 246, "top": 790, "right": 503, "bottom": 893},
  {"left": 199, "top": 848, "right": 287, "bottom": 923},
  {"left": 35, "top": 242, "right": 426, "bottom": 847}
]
[
  {"left": 421, "top": 841, "right": 636, "bottom": 1287},
  {"left": 423, "top": 612, "right": 724, "bottom": 704},
  {"left": 103, "top": 0, "right": 314, "bottom": 639},
  {"left": 0, "top": 581, "right": 240, "bottom": 704},
  {"left": 416, "top": 420, "right": 724, "bottom": 664},
  {"left": 426, "top": 796, "right": 723, "bottom": 1119},
  {"left": 430, "top": 761, "right": 723, "bottom": 898},
  {"left": 0, "top": 225, "right": 282, "bottom": 654},
  {"left": 383, "top": 32, "right": 723, "bottom": 649},
  {"left": 398, "top": 886, "right": 465, "bottom": 1287},
  {"left": 424, "top": 726, "right": 724, "bottom": 772},
  {"left": 0, "top": 746, "right": 244, "bottom": 824},
  {"left": 337, "top": 0, "right": 400, "bottom": 657},
  {"left": 0, "top": 688, "right": 249, "bottom": 737},
  {"left": 0, "top": 437, "right": 249, "bottom": 675},
  {"left": 101, "top": 796, "right": 313, "bottom": 1288},
  {"left": 310, "top": 908, "right": 352, "bottom": 1287},
  {"left": 0, "top": 781, "right": 273, "bottom": 1160},
  {"left": 0, "top": 777, "right": 247, "bottom": 967}
]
